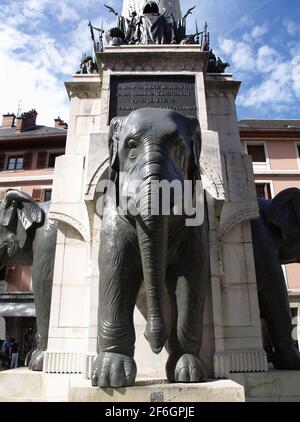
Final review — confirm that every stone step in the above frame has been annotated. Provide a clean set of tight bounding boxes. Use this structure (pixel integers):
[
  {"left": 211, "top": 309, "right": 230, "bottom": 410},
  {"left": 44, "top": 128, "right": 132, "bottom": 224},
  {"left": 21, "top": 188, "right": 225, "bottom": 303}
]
[{"left": 68, "top": 379, "right": 245, "bottom": 402}]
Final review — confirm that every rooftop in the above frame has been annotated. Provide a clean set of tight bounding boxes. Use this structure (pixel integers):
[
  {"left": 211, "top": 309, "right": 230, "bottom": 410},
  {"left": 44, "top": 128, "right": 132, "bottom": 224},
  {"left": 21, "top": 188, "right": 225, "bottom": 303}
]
[
  {"left": 0, "top": 125, "right": 67, "bottom": 141},
  {"left": 239, "top": 120, "right": 300, "bottom": 130}
]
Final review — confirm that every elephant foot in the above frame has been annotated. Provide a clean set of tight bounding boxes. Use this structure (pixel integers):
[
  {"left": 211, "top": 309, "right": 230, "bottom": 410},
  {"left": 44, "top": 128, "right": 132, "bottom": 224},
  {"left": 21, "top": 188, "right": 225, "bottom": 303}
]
[
  {"left": 91, "top": 352, "right": 137, "bottom": 388},
  {"left": 28, "top": 349, "right": 45, "bottom": 372},
  {"left": 144, "top": 318, "right": 167, "bottom": 354},
  {"left": 272, "top": 344, "right": 300, "bottom": 370},
  {"left": 166, "top": 353, "right": 208, "bottom": 383}
]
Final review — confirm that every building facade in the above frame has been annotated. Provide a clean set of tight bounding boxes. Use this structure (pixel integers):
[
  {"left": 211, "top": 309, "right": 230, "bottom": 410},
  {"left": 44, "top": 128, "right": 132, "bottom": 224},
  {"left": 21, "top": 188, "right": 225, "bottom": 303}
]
[
  {"left": 0, "top": 110, "right": 67, "bottom": 363},
  {"left": 240, "top": 119, "right": 300, "bottom": 348}
]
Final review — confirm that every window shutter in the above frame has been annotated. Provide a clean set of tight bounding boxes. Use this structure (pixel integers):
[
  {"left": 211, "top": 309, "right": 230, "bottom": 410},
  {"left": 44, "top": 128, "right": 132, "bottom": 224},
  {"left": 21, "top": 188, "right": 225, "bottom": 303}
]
[
  {"left": 0, "top": 154, "right": 6, "bottom": 171},
  {"left": 36, "top": 152, "right": 48, "bottom": 169},
  {"left": 23, "top": 152, "right": 33, "bottom": 170},
  {"left": 32, "top": 188, "right": 43, "bottom": 202}
]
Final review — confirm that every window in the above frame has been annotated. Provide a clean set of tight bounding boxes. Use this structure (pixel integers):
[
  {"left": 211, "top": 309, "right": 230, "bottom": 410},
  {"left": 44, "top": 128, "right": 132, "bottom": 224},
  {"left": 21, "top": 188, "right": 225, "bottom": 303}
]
[
  {"left": 7, "top": 155, "right": 24, "bottom": 171},
  {"left": 256, "top": 183, "right": 272, "bottom": 199},
  {"left": 291, "top": 308, "right": 299, "bottom": 351},
  {"left": 247, "top": 145, "right": 266, "bottom": 163},
  {"left": 48, "top": 152, "right": 63, "bottom": 168},
  {"left": 31, "top": 189, "right": 52, "bottom": 202},
  {"left": 43, "top": 189, "right": 52, "bottom": 202}
]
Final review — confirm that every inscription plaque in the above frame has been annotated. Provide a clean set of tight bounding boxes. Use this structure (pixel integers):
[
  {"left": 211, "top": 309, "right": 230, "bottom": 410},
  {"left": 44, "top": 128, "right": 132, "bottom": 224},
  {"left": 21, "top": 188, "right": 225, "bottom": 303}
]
[{"left": 109, "top": 75, "right": 197, "bottom": 121}]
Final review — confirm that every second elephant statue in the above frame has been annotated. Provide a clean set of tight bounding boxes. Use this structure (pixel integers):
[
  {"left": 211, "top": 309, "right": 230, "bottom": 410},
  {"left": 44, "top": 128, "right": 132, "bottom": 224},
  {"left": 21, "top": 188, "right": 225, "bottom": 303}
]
[
  {"left": 252, "top": 188, "right": 300, "bottom": 370},
  {"left": 0, "top": 190, "right": 57, "bottom": 370}
]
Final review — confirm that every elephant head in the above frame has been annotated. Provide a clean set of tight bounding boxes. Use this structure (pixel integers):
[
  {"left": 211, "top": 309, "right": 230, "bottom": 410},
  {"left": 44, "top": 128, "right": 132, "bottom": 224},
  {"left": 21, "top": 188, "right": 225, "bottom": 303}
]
[
  {"left": 107, "top": 108, "right": 202, "bottom": 353},
  {"left": 0, "top": 190, "right": 44, "bottom": 267},
  {"left": 263, "top": 188, "right": 300, "bottom": 264}
]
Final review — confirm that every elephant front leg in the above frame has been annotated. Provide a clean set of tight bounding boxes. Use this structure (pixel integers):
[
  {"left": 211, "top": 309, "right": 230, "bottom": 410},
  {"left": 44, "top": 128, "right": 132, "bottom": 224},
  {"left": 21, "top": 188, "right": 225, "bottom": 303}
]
[
  {"left": 166, "top": 270, "right": 208, "bottom": 383},
  {"left": 166, "top": 230, "right": 209, "bottom": 383},
  {"left": 28, "top": 261, "right": 54, "bottom": 371},
  {"left": 252, "top": 220, "right": 300, "bottom": 370},
  {"left": 92, "top": 225, "right": 142, "bottom": 388}
]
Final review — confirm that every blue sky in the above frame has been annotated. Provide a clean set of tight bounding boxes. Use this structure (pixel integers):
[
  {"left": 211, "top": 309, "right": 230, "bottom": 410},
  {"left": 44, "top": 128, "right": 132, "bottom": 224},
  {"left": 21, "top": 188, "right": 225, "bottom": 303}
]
[{"left": 0, "top": 0, "right": 299, "bottom": 125}]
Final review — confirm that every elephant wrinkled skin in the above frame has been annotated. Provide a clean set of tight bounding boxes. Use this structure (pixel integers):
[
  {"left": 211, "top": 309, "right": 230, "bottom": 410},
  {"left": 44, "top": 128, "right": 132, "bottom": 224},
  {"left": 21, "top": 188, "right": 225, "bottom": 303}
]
[
  {"left": 0, "top": 190, "right": 57, "bottom": 371},
  {"left": 92, "top": 108, "right": 210, "bottom": 388}
]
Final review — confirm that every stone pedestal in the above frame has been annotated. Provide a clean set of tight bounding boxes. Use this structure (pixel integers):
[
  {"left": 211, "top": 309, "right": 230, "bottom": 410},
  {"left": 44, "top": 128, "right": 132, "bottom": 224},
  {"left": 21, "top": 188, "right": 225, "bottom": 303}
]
[
  {"left": 231, "top": 371, "right": 300, "bottom": 402},
  {"left": 0, "top": 369, "right": 244, "bottom": 402},
  {"left": 44, "top": 45, "right": 267, "bottom": 383}
]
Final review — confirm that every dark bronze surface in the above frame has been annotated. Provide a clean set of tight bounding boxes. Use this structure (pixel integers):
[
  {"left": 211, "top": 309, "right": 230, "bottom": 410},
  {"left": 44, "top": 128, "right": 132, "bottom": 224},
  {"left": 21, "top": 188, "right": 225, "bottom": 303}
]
[
  {"left": 109, "top": 75, "right": 197, "bottom": 122},
  {"left": 92, "top": 108, "right": 209, "bottom": 388},
  {"left": 252, "top": 188, "right": 300, "bottom": 370},
  {"left": 0, "top": 190, "right": 58, "bottom": 372}
]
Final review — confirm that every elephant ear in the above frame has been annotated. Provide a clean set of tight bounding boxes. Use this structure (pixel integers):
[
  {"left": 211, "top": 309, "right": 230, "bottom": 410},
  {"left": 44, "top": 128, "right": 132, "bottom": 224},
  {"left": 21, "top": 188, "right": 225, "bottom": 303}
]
[
  {"left": 108, "top": 117, "right": 126, "bottom": 207},
  {"left": 16, "top": 202, "right": 43, "bottom": 231},
  {"left": 2, "top": 190, "right": 44, "bottom": 249},
  {"left": 188, "top": 117, "right": 202, "bottom": 188},
  {"left": 266, "top": 188, "right": 300, "bottom": 243},
  {"left": 108, "top": 116, "right": 127, "bottom": 175}
]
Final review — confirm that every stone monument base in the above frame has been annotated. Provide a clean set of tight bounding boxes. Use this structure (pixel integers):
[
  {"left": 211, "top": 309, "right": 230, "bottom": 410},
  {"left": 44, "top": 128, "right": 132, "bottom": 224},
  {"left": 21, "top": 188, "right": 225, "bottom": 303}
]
[
  {"left": 2, "top": 369, "right": 299, "bottom": 402},
  {"left": 230, "top": 370, "right": 300, "bottom": 402},
  {"left": 0, "top": 369, "right": 244, "bottom": 402},
  {"left": 68, "top": 379, "right": 245, "bottom": 402}
]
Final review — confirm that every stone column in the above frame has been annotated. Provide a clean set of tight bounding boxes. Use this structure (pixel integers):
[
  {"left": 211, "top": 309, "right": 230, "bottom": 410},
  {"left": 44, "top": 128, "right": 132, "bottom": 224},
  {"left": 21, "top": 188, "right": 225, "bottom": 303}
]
[
  {"left": 204, "top": 75, "right": 268, "bottom": 377},
  {"left": 44, "top": 75, "right": 103, "bottom": 374}
]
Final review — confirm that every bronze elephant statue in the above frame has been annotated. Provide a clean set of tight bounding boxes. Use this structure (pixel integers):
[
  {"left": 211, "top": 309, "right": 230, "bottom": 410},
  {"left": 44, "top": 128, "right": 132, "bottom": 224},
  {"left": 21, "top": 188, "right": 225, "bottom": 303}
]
[
  {"left": 0, "top": 190, "right": 57, "bottom": 371},
  {"left": 252, "top": 188, "right": 300, "bottom": 370},
  {"left": 92, "top": 108, "right": 210, "bottom": 388}
]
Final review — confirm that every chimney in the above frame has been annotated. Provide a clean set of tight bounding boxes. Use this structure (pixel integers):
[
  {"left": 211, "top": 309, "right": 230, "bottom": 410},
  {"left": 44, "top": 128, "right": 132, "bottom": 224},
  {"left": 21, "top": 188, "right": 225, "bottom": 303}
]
[
  {"left": 54, "top": 117, "right": 68, "bottom": 130},
  {"left": 16, "top": 109, "right": 38, "bottom": 132},
  {"left": 2, "top": 113, "right": 16, "bottom": 128}
]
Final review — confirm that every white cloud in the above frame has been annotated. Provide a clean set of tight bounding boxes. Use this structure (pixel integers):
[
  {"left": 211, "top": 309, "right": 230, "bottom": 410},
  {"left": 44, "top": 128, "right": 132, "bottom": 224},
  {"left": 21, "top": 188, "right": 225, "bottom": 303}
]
[
  {"left": 256, "top": 45, "right": 279, "bottom": 73},
  {"left": 292, "top": 53, "right": 300, "bottom": 97},
  {"left": 284, "top": 19, "right": 300, "bottom": 36},
  {"left": 251, "top": 25, "right": 268, "bottom": 39},
  {"left": 0, "top": 1, "right": 105, "bottom": 125},
  {"left": 219, "top": 38, "right": 256, "bottom": 71},
  {"left": 219, "top": 21, "right": 300, "bottom": 115},
  {"left": 0, "top": 50, "right": 69, "bottom": 125}
]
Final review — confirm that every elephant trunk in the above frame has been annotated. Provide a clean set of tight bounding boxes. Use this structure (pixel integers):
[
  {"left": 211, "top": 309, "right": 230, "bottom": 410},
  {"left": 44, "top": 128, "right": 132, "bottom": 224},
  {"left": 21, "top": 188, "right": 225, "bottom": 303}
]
[{"left": 135, "top": 175, "right": 169, "bottom": 354}]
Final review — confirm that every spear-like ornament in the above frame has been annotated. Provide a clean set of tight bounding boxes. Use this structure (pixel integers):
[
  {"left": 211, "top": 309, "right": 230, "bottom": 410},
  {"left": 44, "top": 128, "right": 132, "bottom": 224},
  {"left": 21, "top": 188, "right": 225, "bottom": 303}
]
[
  {"left": 104, "top": 4, "right": 119, "bottom": 16},
  {"left": 183, "top": 5, "right": 196, "bottom": 19}
]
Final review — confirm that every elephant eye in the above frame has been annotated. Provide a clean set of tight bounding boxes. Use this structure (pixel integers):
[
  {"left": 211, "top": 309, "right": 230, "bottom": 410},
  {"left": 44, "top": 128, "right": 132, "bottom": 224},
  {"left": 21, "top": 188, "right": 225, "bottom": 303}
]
[{"left": 127, "top": 139, "right": 137, "bottom": 149}]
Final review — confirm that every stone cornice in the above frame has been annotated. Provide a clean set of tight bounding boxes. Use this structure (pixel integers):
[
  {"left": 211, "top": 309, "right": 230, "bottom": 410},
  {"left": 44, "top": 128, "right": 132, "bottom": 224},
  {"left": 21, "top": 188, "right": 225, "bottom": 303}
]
[
  {"left": 205, "top": 78, "right": 241, "bottom": 98},
  {"left": 96, "top": 46, "right": 209, "bottom": 73},
  {"left": 65, "top": 80, "right": 101, "bottom": 99}
]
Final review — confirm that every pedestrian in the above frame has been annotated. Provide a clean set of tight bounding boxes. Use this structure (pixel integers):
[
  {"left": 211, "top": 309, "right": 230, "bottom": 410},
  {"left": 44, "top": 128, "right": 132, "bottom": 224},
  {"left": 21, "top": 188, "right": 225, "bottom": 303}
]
[
  {"left": 2, "top": 335, "right": 10, "bottom": 359},
  {"left": 10, "top": 338, "right": 19, "bottom": 369}
]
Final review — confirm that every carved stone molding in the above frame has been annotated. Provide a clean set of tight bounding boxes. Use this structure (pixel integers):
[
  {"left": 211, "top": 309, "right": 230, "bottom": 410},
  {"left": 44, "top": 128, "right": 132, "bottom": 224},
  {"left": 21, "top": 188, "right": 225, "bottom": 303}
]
[
  {"left": 44, "top": 352, "right": 85, "bottom": 374},
  {"left": 96, "top": 47, "right": 208, "bottom": 73},
  {"left": 218, "top": 208, "right": 260, "bottom": 242},
  {"left": 200, "top": 158, "right": 225, "bottom": 200},
  {"left": 214, "top": 350, "right": 268, "bottom": 378},
  {"left": 205, "top": 79, "right": 241, "bottom": 98},
  {"left": 65, "top": 81, "right": 101, "bottom": 99},
  {"left": 49, "top": 212, "right": 90, "bottom": 243},
  {"left": 86, "top": 159, "right": 109, "bottom": 200}
]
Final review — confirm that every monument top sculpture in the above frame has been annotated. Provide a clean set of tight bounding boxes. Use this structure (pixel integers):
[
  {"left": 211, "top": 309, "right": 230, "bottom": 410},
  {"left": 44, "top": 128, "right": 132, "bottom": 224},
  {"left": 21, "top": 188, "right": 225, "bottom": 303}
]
[
  {"left": 99, "top": 1, "right": 209, "bottom": 48},
  {"left": 122, "top": 0, "right": 182, "bottom": 21}
]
